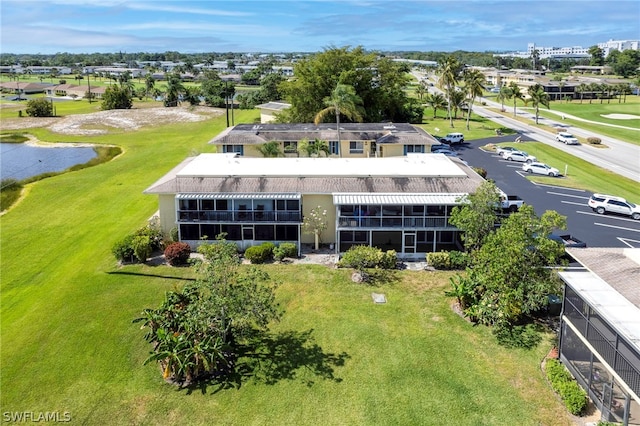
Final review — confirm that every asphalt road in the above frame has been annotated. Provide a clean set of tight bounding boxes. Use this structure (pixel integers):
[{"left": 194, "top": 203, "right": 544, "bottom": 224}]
[{"left": 452, "top": 139, "right": 640, "bottom": 249}]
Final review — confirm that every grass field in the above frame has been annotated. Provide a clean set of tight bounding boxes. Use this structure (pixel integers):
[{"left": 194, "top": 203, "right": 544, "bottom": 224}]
[{"left": 0, "top": 107, "right": 581, "bottom": 424}]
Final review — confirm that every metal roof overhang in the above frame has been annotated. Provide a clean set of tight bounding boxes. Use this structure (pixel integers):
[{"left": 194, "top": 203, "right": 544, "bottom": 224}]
[
  {"left": 332, "top": 193, "right": 467, "bottom": 205},
  {"left": 176, "top": 193, "right": 301, "bottom": 200}
]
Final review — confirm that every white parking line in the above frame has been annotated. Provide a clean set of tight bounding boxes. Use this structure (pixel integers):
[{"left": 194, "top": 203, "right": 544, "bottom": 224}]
[
  {"left": 547, "top": 191, "right": 590, "bottom": 200},
  {"left": 617, "top": 237, "right": 640, "bottom": 248},
  {"left": 532, "top": 182, "right": 587, "bottom": 192},
  {"left": 595, "top": 222, "right": 640, "bottom": 233},
  {"left": 561, "top": 201, "right": 585, "bottom": 206}
]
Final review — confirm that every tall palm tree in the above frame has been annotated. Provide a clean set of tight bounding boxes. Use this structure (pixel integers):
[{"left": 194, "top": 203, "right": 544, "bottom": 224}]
[
  {"left": 525, "top": 84, "right": 550, "bottom": 125},
  {"left": 164, "top": 72, "right": 184, "bottom": 107},
  {"left": 314, "top": 84, "right": 363, "bottom": 146},
  {"left": 414, "top": 82, "right": 428, "bottom": 102},
  {"left": 496, "top": 84, "right": 512, "bottom": 111},
  {"left": 436, "top": 56, "right": 462, "bottom": 128},
  {"left": 449, "top": 89, "right": 466, "bottom": 119},
  {"left": 462, "top": 69, "right": 486, "bottom": 130},
  {"left": 576, "top": 83, "right": 587, "bottom": 104},
  {"left": 424, "top": 92, "right": 447, "bottom": 119},
  {"left": 508, "top": 82, "right": 524, "bottom": 117},
  {"left": 144, "top": 74, "right": 156, "bottom": 100}
]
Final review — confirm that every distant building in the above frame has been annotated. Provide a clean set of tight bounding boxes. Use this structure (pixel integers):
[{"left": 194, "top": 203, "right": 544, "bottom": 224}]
[
  {"left": 496, "top": 39, "right": 639, "bottom": 60},
  {"left": 598, "top": 39, "right": 640, "bottom": 57}
]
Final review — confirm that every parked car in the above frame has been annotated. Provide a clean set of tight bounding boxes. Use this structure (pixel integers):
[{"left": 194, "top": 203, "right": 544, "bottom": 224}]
[
  {"left": 556, "top": 132, "right": 579, "bottom": 145},
  {"left": 440, "top": 132, "right": 464, "bottom": 144},
  {"left": 522, "top": 162, "right": 560, "bottom": 177},
  {"left": 433, "top": 149, "right": 459, "bottom": 157},
  {"left": 498, "top": 190, "right": 524, "bottom": 212},
  {"left": 503, "top": 151, "right": 536, "bottom": 163},
  {"left": 549, "top": 233, "right": 587, "bottom": 248},
  {"left": 588, "top": 194, "right": 640, "bottom": 220},
  {"left": 431, "top": 144, "right": 450, "bottom": 152},
  {"left": 495, "top": 146, "right": 520, "bottom": 157}
]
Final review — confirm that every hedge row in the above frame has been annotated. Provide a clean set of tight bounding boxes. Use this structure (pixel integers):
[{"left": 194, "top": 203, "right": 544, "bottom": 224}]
[
  {"left": 545, "top": 359, "right": 588, "bottom": 415},
  {"left": 426, "top": 251, "right": 470, "bottom": 270},
  {"left": 244, "top": 242, "right": 297, "bottom": 264}
]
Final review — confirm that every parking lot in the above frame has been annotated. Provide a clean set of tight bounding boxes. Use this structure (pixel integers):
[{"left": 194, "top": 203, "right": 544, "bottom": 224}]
[{"left": 450, "top": 138, "right": 640, "bottom": 249}]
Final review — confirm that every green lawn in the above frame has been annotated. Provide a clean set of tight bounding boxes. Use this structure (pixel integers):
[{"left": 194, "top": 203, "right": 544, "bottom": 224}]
[{"left": 1, "top": 109, "right": 575, "bottom": 425}]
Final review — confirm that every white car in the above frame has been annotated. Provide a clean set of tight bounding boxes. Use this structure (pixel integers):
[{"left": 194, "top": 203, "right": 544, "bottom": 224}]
[
  {"left": 556, "top": 132, "right": 579, "bottom": 145},
  {"left": 522, "top": 162, "right": 560, "bottom": 177},
  {"left": 496, "top": 146, "right": 520, "bottom": 157},
  {"left": 588, "top": 194, "right": 640, "bottom": 220},
  {"left": 503, "top": 151, "right": 536, "bottom": 163}
]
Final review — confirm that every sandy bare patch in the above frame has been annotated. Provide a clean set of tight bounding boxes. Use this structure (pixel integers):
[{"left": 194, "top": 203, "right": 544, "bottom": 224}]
[
  {"left": 600, "top": 113, "right": 640, "bottom": 120},
  {"left": 0, "top": 106, "right": 224, "bottom": 135}
]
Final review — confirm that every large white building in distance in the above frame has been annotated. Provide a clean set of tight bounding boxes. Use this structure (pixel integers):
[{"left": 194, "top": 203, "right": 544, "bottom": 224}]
[{"left": 498, "top": 39, "right": 639, "bottom": 59}]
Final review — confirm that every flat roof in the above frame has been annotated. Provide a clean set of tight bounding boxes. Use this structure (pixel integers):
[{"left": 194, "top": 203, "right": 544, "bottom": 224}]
[
  {"left": 560, "top": 248, "right": 640, "bottom": 351},
  {"left": 176, "top": 153, "right": 467, "bottom": 178}
]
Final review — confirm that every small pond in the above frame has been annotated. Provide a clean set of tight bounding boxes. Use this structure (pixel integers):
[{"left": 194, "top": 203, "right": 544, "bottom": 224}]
[{"left": 1, "top": 143, "right": 97, "bottom": 181}]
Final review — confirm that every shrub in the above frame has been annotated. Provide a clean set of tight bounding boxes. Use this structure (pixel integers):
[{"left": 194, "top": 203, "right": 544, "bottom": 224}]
[
  {"left": 164, "top": 242, "right": 191, "bottom": 266},
  {"left": 133, "top": 223, "right": 164, "bottom": 251},
  {"left": 25, "top": 98, "right": 54, "bottom": 117},
  {"left": 587, "top": 137, "right": 601, "bottom": 145},
  {"left": 472, "top": 167, "right": 487, "bottom": 178},
  {"left": 448, "top": 251, "right": 470, "bottom": 269},
  {"left": 427, "top": 251, "right": 450, "bottom": 269},
  {"left": 112, "top": 234, "right": 135, "bottom": 263},
  {"left": 169, "top": 227, "right": 179, "bottom": 242},
  {"left": 244, "top": 243, "right": 274, "bottom": 264},
  {"left": 131, "top": 235, "right": 152, "bottom": 263},
  {"left": 338, "top": 245, "right": 397, "bottom": 271},
  {"left": 545, "top": 359, "right": 588, "bottom": 416},
  {"left": 273, "top": 242, "right": 297, "bottom": 261},
  {"left": 492, "top": 323, "right": 541, "bottom": 349}
]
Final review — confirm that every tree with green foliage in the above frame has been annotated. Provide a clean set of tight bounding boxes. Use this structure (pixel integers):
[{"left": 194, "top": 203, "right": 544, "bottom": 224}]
[
  {"left": 280, "top": 46, "right": 411, "bottom": 123},
  {"left": 298, "top": 138, "right": 330, "bottom": 157},
  {"left": 164, "top": 72, "right": 184, "bottom": 107},
  {"left": 25, "top": 98, "right": 54, "bottom": 117},
  {"left": 314, "top": 84, "right": 363, "bottom": 144},
  {"left": 144, "top": 74, "right": 156, "bottom": 100},
  {"left": 496, "top": 84, "right": 511, "bottom": 111},
  {"left": 437, "top": 56, "right": 463, "bottom": 127},
  {"left": 256, "top": 141, "right": 284, "bottom": 157},
  {"left": 101, "top": 85, "right": 132, "bottom": 110},
  {"left": 526, "top": 83, "right": 550, "bottom": 124},
  {"left": 457, "top": 205, "right": 566, "bottom": 327},
  {"left": 462, "top": 68, "right": 486, "bottom": 130},
  {"left": 588, "top": 45, "right": 605, "bottom": 66},
  {"left": 135, "top": 236, "right": 281, "bottom": 383},
  {"left": 449, "top": 180, "right": 502, "bottom": 253},
  {"left": 507, "top": 82, "right": 524, "bottom": 117},
  {"left": 424, "top": 92, "right": 447, "bottom": 119}
]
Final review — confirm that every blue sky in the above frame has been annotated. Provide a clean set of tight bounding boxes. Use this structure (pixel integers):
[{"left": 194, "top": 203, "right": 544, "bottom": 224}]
[{"left": 1, "top": 1, "right": 639, "bottom": 54}]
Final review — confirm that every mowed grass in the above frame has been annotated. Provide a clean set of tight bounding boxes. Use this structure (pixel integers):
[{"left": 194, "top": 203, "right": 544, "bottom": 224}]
[{"left": 1, "top": 108, "right": 574, "bottom": 425}]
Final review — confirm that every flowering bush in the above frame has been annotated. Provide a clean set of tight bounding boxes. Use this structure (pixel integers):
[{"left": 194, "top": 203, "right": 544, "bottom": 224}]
[{"left": 302, "top": 206, "right": 328, "bottom": 250}]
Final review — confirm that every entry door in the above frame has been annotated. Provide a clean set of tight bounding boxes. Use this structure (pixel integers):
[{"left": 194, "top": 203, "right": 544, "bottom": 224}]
[
  {"left": 404, "top": 232, "right": 416, "bottom": 254},
  {"left": 242, "top": 225, "right": 254, "bottom": 241}
]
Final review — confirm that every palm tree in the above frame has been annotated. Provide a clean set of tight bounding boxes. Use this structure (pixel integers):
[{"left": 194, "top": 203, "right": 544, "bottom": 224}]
[
  {"left": 449, "top": 89, "right": 466, "bottom": 119},
  {"left": 496, "top": 85, "right": 511, "bottom": 111},
  {"left": 576, "top": 83, "right": 587, "bottom": 104},
  {"left": 414, "top": 82, "right": 428, "bottom": 102},
  {"left": 164, "top": 72, "right": 184, "bottom": 107},
  {"left": 508, "top": 82, "right": 524, "bottom": 117},
  {"left": 144, "top": 74, "right": 156, "bottom": 100},
  {"left": 257, "top": 141, "right": 284, "bottom": 157},
  {"left": 462, "top": 69, "right": 486, "bottom": 130},
  {"left": 424, "top": 92, "right": 446, "bottom": 119},
  {"left": 314, "top": 84, "right": 363, "bottom": 147},
  {"left": 437, "top": 56, "right": 462, "bottom": 128},
  {"left": 525, "top": 84, "right": 550, "bottom": 125}
]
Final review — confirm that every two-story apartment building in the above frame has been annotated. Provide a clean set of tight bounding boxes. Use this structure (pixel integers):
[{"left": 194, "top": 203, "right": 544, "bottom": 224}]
[
  {"left": 208, "top": 122, "right": 441, "bottom": 158},
  {"left": 144, "top": 153, "right": 485, "bottom": 259}
]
